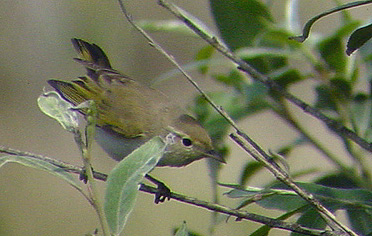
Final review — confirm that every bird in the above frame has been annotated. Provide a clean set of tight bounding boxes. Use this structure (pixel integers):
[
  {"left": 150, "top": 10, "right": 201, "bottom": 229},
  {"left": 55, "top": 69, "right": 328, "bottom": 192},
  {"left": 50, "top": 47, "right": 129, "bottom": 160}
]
[{"left": 48, "top": 38, "right": 225, "bottom": 169}]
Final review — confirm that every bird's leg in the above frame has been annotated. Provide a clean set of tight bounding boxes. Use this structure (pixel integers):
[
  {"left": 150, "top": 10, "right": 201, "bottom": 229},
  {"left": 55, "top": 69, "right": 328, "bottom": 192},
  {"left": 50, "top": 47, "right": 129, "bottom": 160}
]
[{"left": 145, "top": 174, "right": 171, "bottom": 204}]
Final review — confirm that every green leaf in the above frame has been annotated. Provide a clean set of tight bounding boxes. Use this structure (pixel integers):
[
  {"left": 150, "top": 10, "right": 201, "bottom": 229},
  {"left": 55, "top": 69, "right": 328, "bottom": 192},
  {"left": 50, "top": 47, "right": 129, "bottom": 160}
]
[
  {"left": 174, "top": 221, "right": 189, "bottom": 236},
  {"left": 104, "top": 137, "right": 166, "bottom": 235},
  {"left": 317, "top": 36, "right": 346, "bottom": 74},
  {"left": 314, "top": 85, "right": 337, "bottom": 111},
  {"left": 213, "top": 69, "right": 246, "bottom": 93},
  {"left": 224, "top": 182, "right": 372, "bottom": 211},
  {"left": 315, "top": 172, "right": 360, "bottom": 189},
  {"left": 0, "top": 155, "right": 81, "bottom": 190},
  {"left": 290, "top": 1, "right": 364, "bottom": 42},
  {"left": 271, "top": 68, "right": 303, "bottom": 88},
  {"left": 239, "top": 161, "right": 263, "bottom": 186},
  {"left": 350, "top": 94, "right": 372, "bottom": 142},
  {"left": 224, "top": 182, "right": 372, "bottom": 233},
  {"left": 270, "top": 182, "right": 372, "bottom": 211},
  {"left": 347, "top": 209, "right": 372, "bottom": 235},
  {"left": 37, "top": 91, "right": 79, "bottom": 132},
  {"left": 210, "top": 0, "right": 273, "bottom": 51},
  {"left": 330, "top": 77, "right": 352, "bottom": 101},
  {"left": 291, "top": 209, "right": 327, "bottom": 236},
  {"left": 347, "top": 23, "right": 372, "bottom": 55},
  {"left": 316, "top": 21, "right": 359, "bottom": 74},
  {"left": 314, "top": 77, "right": 352, "bottom": 111},
  {"left": 195, "top": 45, "right": 215, "bottom": 74},
  {"left": 251, "top": 210, "right": 299, "bottom": 236}
]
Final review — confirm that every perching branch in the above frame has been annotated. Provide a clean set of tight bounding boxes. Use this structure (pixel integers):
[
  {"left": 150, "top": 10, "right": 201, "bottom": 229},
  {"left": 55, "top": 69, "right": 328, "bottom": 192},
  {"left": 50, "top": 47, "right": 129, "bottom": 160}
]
[
  {"left": 0, "top": 145, "right": 342, "bottom": 236},
  {"left": 114, "top": 1, "right": 358, "bottom": 235}
]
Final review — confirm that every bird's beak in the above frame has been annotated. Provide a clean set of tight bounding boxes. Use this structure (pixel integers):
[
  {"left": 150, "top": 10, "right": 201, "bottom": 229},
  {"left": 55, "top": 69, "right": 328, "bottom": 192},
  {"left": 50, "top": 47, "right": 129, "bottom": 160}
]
[{"left": 205, "top": 150, "right": 226, "bottom": 163}]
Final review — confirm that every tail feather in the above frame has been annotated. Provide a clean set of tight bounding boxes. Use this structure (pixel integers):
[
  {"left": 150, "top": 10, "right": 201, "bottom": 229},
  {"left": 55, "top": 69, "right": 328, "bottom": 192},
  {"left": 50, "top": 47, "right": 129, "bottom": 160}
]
[
  {"left": 47, "top": 79, "right": 94, "bottom": 108},
  {"left": 71, "top": 38, "right": 112, "bottom": 69}
]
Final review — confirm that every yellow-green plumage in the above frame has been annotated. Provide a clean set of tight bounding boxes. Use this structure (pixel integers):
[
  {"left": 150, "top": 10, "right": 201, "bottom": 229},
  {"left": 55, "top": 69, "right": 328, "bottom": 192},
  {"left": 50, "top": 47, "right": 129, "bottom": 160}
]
[{"left": 48, "top": 38, "right": 225, "bottom": 167}]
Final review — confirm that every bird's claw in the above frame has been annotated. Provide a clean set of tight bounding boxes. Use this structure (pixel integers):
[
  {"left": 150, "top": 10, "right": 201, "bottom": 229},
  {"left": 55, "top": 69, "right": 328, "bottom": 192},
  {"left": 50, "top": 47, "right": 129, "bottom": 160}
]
[{"left": 154, "top": 182, "right": 171, "bottom": 204}]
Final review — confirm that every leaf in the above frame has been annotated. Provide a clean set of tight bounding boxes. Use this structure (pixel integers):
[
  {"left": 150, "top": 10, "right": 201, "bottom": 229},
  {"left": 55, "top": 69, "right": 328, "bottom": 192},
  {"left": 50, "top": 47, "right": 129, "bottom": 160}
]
[
  {"left": 330, "top": 78, "right": 352, "bottom": 101},
  {"left": 317, "top": 36, "right": 346, "bottom": 74},
  {"left": 174, "top": 221, "right": 189, "bottom": 236},
  {"left": 104, "top": 137, "right": 166, "bottom": 235},
  {"left": 213, "top": 69, "right": 246, "bottom": 93},
  {"left": 291, "top": 209, "right": 327, "bottom": 236},
  {"left": 224, "top": 182, "right": 372, "bottom": 233},
  {"left": 314, "top": 85, "right": 337, "bottom": 111},
  {"left": 224, "top": 182, "right": 372, "bottom": 211},
  {"left": 251, "top": 210, "right": 299, "bottom": 236},
  {"left": 210, "top": 0, "right": 273, "bottom": 51},
  {"left": 37, "top": 91, "right": 79, "bottom": 132},
  {"left": 346, "top": 209, "right": 372, "bottom": 236},
  {"left": 347, "top": 23, "right": 372, "bottom": 55},
  {"left": 350, "top": 94, "right": 372, "bottom": 142},
  {"left": 195, "top": 45, "right": 215, "bottom": 74},
  {"left": 0, "top": 155, "right": 81, "bottom": 190},
  {"left": 239, "top": 161, "right": 263, "bottom": 186},
  {"left": 316, "top": 21, "right": 358, "bottom": 74},
  {"left": 290, "top": 1, "right": 364, "bottom": 42},
  {"left": 315, "top": 172, "right": 360, "bottom": 189}
]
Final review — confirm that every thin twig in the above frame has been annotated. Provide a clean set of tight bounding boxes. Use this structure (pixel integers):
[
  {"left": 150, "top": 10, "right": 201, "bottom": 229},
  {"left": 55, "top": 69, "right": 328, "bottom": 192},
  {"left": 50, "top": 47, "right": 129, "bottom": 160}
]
[{"left": 0, "top": 146, "right": 340, "bottom": 236}]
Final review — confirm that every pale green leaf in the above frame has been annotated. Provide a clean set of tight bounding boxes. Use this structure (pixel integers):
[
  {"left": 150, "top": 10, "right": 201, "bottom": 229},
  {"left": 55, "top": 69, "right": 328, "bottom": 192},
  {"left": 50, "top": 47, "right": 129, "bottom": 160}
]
[
  {"left": 0, "top": 155, "right": 81, "bottom": 190},
  {"left": 37, "top": 91, "right": 79, "bottom": 132},
  {"left": 104, "top": 137, "right": 166, "bottom": 235},
  {"left": 175, "top": 221, "right": 189, "bottom": 236}
]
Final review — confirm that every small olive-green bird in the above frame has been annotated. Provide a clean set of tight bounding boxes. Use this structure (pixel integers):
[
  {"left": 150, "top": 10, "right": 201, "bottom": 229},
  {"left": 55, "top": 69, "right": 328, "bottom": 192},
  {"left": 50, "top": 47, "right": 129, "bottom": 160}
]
[{"left": 48, "top": 38, "right": 225, "bottom": 167}]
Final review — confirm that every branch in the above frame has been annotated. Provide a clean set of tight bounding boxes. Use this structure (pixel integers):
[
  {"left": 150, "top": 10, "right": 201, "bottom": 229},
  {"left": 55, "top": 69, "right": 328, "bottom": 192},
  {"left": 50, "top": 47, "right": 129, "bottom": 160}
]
[
  {"left": 139, "top": 184, "right": 338, "bottom": 236},
  {"left": 229, "top": 133, "right": 353, "bottom": 235},
  {"left": 0, "top": 146, "right": 340, "bottom": 236}
]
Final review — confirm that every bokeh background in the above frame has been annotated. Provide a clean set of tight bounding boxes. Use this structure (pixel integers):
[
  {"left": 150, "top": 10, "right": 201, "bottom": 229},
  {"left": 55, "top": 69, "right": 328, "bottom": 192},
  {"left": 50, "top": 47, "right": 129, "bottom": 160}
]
[{"left": 0, "top": 1, "right": 370, "bottom": 235}]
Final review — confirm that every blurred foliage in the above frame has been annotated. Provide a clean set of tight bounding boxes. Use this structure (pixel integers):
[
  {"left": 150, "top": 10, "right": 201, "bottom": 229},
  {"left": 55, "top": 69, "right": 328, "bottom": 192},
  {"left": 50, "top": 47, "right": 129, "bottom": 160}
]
[{"left": 190, "top": 0, "right": 372, "bottom": 234}]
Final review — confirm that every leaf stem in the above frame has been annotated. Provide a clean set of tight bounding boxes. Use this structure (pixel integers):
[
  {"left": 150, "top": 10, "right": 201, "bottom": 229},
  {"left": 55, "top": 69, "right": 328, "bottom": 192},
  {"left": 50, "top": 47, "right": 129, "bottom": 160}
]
[{"left": 75, "top": 101, "right": 111, "bottom": 236}]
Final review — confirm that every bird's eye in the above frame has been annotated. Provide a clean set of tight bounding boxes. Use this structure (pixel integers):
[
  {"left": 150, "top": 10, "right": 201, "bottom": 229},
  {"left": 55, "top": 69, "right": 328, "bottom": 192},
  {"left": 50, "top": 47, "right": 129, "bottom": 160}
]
[{"left": 182, "top": 138, "right": 193, "bottom": 147}]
